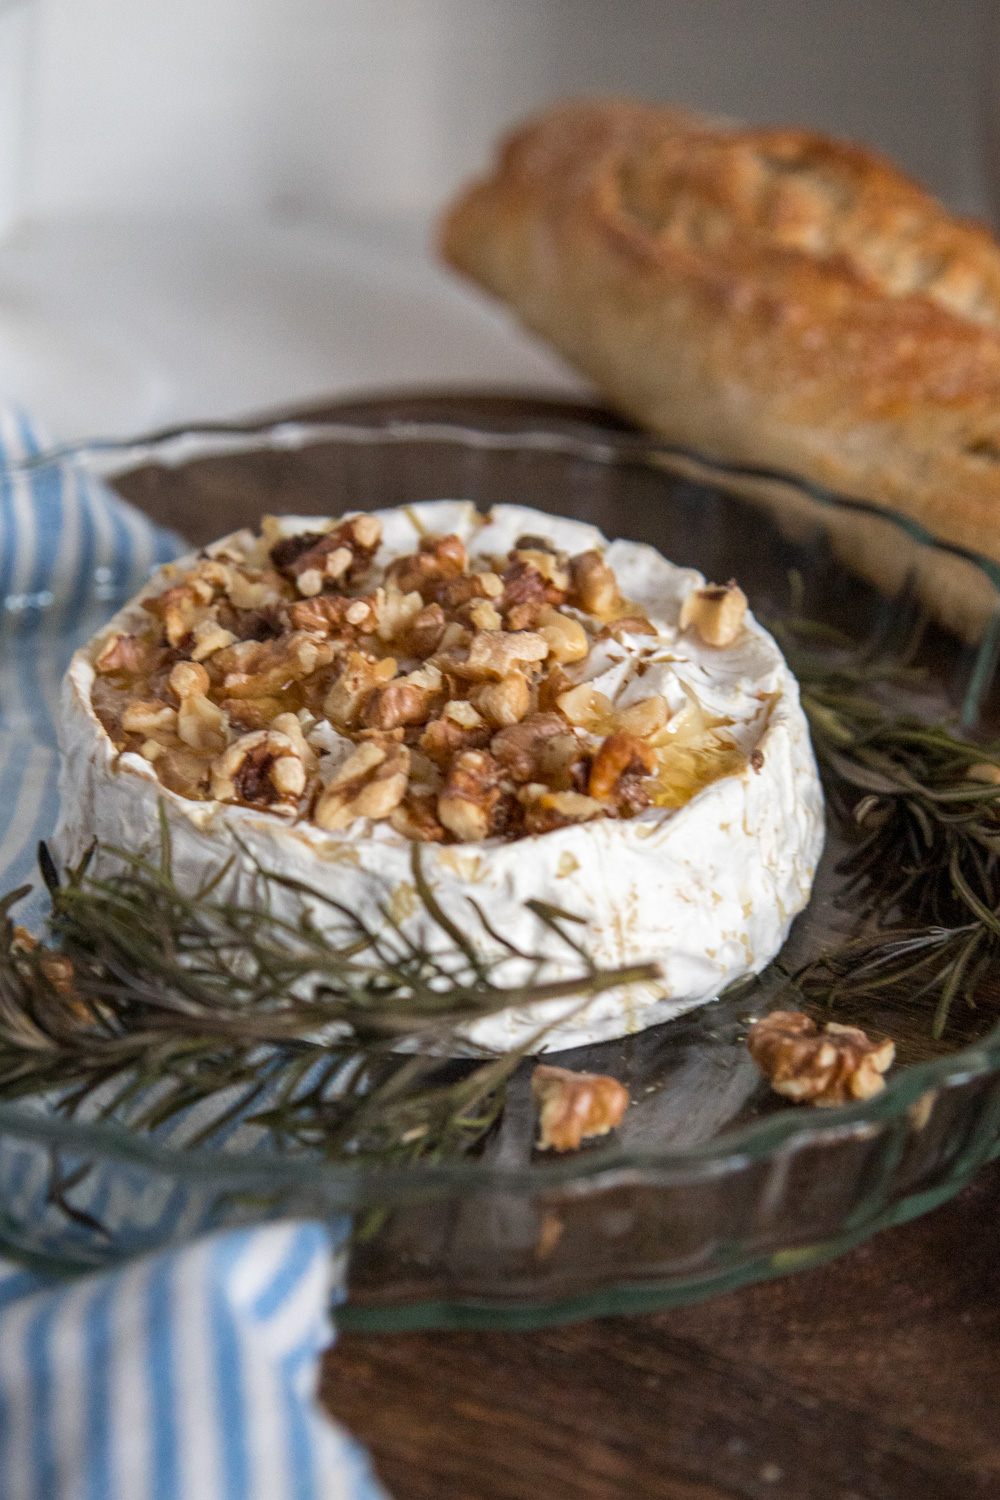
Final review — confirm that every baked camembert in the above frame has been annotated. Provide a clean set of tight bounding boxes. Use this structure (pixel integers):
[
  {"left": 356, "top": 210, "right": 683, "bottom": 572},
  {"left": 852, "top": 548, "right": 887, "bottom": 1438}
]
[{"left": 55, "top": 502, "right": 824, "bottom": 1052}]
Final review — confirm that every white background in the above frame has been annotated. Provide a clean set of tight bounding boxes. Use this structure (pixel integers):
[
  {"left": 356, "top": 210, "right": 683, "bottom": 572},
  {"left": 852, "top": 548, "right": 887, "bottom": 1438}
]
[{"left": 0, "top": 0, "right": 994, "bottom": 438}]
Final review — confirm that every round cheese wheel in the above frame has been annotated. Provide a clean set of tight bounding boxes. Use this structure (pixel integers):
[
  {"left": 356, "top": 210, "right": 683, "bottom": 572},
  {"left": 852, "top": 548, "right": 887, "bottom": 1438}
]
[{"left": 54, "top": 501, "right": 824, "bottom": 1053}]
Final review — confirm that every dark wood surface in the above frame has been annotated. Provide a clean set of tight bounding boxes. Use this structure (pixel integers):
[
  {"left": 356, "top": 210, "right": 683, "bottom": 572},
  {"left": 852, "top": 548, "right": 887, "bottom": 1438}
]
[
  {"left": 321, "top": 1160, "right": 1000, "bottom": 1500},
  {"left": 113, "top": 389, "right": 1000, "bottom": 1499}
]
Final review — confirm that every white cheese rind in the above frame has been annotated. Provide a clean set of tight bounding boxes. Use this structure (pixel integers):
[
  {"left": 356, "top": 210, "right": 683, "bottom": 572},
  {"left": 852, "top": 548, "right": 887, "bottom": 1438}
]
[{"left": 53, "top": 502, "right": 824, "bottom": 1054}]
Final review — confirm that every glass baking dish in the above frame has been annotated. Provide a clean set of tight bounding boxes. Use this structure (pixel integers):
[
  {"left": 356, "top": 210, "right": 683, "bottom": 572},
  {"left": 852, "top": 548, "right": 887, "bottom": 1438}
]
[{"left": 4, "top": 392, "right": 1000, "bottom": 1332}]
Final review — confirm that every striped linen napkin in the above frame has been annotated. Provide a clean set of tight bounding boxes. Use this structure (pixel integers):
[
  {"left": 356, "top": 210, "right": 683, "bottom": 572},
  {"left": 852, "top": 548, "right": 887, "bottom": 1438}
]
[
  {"left": 0, "top": 406, "right": 183, "bottom": 925},
  {"left": 0, "top": 410, "right": 389, "bottom": 1500},
  {"left": 0, "top": 1220, "right": 386, "bottom": 1500}
]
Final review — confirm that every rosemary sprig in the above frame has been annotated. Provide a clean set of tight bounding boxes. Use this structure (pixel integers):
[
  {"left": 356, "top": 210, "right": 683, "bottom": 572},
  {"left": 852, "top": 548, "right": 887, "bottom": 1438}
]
[
  {"left": 0, "top": 832, "right": 658, "bottom": 1164},
  {"left": 773, "top": 615, "right": 1000, "bottom": 1038}
]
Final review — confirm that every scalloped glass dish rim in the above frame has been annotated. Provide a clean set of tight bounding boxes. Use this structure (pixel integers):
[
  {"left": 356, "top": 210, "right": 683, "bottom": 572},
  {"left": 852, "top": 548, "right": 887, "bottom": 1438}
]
[{"left": 3, "top": 412, "right": 1000, "bottom": 1218}]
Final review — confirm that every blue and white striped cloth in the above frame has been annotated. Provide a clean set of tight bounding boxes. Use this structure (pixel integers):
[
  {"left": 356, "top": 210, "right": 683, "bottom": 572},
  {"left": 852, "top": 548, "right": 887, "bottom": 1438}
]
[
  {"left": 0, "top": 410, "right": 388, "bottom": 1500},
  {"left": 0, "top": 1221, "right": 386, "bottom": 1500},
  {"left": 0, "top": 407, "right": 183, "bottom": 926}
]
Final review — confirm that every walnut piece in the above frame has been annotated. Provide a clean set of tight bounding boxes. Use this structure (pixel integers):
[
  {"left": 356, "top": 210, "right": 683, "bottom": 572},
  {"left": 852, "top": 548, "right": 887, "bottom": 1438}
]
[
  {"left": 363, "top": 679, "right": 433, "bottom": 731},
  {"left": 216, "top": 633, "right": 335, "bottom": 700},
  {"left": 374, "top": 585, "right": 427, "bottom": 645},
  {"left": 324, "top": 651, "right": 397, "bottom": 729},
  {"left": 468, "top": 673, "right": 531, "bottom": 728},
  {"left": 532, "top": 1064, "right": 630, "bottom": 1151},
  {"left": 269, "top": 514, "right": 382, "bottom": 591},
  {"left": 169, "top": 661, "right": 228, "bottom": 753},
  {"left": 499, "top": 553, "right": 567, "bottom": 630},
  {"left": 556, "top": 682, "right": 612, "bottom": 730},
  {"left": 614, "top": 696, "right": 668, "bottom": 738},
  {"left": 490, "top": 713, "right": 566, "bottom": 782},
  {"left": 189, "top": 615, "right": 237, "bottom": 662},
  {"left": 597, "top": 616, "right": 657, "bottom": 640},
  {"left": 679, "top": 581, "right": 748, "bottom": 647},
  {"left": 567, "top": 551, "right": 621, "bottom": 619},
  {"left": 535, "top": 607, "right": 589, "bottom": 664},
  {"left": 461, "top": 629, "right": 549, "bottom": 681},
  {"left": 210, "top": 712, "right": 316, "bottom": 807},
  {"left": 121, "top": 700, "right": 178, "bottom": 737},
  {"left": 95, "top": 632, "right": 161, "bottom": 675},
  {"left": 387, "top": 533, "right": 467, "bottom": 596},
  {"left": 747, "top": 1010, "right": 895, "bottom": 1107},
  {"left": 437, "top": 749, "right": 501, "bottom": 842},
  {"left": 588, "top": 732, "right": 656, "bottom": 802},
  {"left": 519, "top": 785, "right": 604, "bottom": 834},
  {"left": 313, "top": 740, "right": 410, "bottom": 830}
]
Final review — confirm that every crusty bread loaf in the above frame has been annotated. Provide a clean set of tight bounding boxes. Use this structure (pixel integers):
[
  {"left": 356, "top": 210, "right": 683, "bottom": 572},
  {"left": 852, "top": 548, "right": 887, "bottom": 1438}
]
[{"left": 439, "top": 98, "right": 1000, "bottom": 641}]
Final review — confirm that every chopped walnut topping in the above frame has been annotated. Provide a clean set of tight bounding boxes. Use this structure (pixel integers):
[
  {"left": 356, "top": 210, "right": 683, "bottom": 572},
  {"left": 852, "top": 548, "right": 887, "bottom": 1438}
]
[
  {"left": 93, "top": 512, "right": 754, "bottom": 843},
  {"left": 442, "top": 699, "right": 484, "bottom": 730},
  {"left": 226, "top": 570, "right": 283, "bottom": 611},
  {"left": 567, "top": 551, "right": 620, "bottom": 619},
  {"left": 400, "top": 602, "right": 447, "bottom": 657},
  {"left": 614, "top": 696, "right": 668, "bottom": 738},
  {"left": 221, "top": 697, "right": 285, "bottom": 731},
  {"left": 143, "top": 579, "right": 217, "bottom": 648},
  {"left": 500, "top": 553, "right": 566, "bottom": 630},
  {"left": 419, "top": 714, "right": 490, "bottom": 766},
  {"left": 364, "top": 679, "right": 434, "bottom": 731},
  {"left": 314, "top": 739, "right": 410, "bottom": 830},
  {"left": 468, "top": 599, "right": 503, "bottom": 632},
  {"left": 461, "top": 629, "right": 549, "bottom": 681},
  {"left": 438, "top": 749, "right": 502, "bottom": 842},
  {"left": 520, "top": 785, "right": 604, "bottom": 834},
  {"left": 747, "top": 1010, "right": 895, "bottom": 1107},
  {"left": 189, "top": 616, "right": 237, "bottom": 662},
  {"left": 468, "top": 673, "right": 531, "bottom": 728},
  {"left": 535, "top": 732, "right": 589, "bottom": 791},
  {"left": 389, "top": 792, "right": 447, "bottom": 842},
  {"left": 95, "top": 633, "right": 162, "bottom": 675},
  {"left": 679, "top": 581, "right": 748, "bottom": 647},
  {"left": 387, "top": 533, "right": 467, "bottom": 597},
  {"left": 170, "top": 661, "right": 228, "bottom": 754},
  {"left": 535, "top": 608, "right": 589, "bottom": 664},
  {"left": 532, "top": 1064, "right": 629, "bottom": 1151},
  {"left": 288, "top": 594, "right": 375, "bottom": 639},
  {"left": 374, "top": 585, "right": 426, "bottom": 645},
  {"left": 589, "top": 733, "right": 656, "bottom": 802},
  {"left": 269, "top": 514, "right": 382, "bottom": 591},
  {"left": 121, "top": 701, "right": 178, "bottom": 737},
  {"left": 555, "top": 682, "right": 611, "bottom": 731},
  {"left": 215, "top": 633, "right": 336, "bottom": 700},
  {"left": 210, "top": 712, "right": 316, "bottom": 807},
  {"left": 512, "top": 548, "right": 569, "bottom": 592},
  {"left": 597, "top": 616, "right": 657, "bottom": 640},
  {"left": 324, "top": 652, "right": 397, "bottom": 729},
  {"left": 490, "top": 714, "right": 566, "bottom": 783}
]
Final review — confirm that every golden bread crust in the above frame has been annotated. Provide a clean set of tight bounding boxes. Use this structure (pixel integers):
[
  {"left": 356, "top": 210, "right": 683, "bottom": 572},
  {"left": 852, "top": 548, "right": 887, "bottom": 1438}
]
[{"left": 440, "top": 98, "right": 1000, "bottom": 627}]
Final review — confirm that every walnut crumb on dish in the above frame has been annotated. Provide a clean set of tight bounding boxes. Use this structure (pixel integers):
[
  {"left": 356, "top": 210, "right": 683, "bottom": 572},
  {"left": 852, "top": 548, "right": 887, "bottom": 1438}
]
[
  {"left": 532, "top": 1063, "right": 630, "bottom": 1150},
  {"left": 747, "top": 1010, "right": 895, "bottom": 1107}
]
